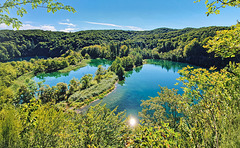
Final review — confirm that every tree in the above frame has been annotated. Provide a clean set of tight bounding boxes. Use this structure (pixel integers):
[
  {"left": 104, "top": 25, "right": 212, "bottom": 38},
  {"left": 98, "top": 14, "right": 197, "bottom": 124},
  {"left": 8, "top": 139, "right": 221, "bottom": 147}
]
[
  {"left": 120, "top": 45, "right": 128, "bottom": 57},
  {"left": 76, "top": 104, "right": 126, "bottom": 147},
  {"left": 121, "top": 56, "right": 134, "bottom": 71},
  {"left": 115, "top": 64, "right": 125, "bottom": 80},
  {"left": 139, "top": 87, "right": 182, "bottom": 129},
  {"left": 38, "top": 85, "right": 56, "bottom": 103},
  {"left": 183, "top": 38, "right": 202, "bottom": 57},
  {"left": 204, "top": 23, "right": 240, "bottom": 58},
  {"left": 68, "top": 78, "right": 81, "bottom": 96},
  {"left": 94, "top": 65, "right": 107, "bottom": 82},
  {"left": 19, "top": 102, "right": 74, "bottom": 147},
  {"left": 0, "top": 106, "right": 22, "bottom": 148},
  {"left": 177, "top": 65, "right": 240, "bottom": 147},
  {"left": 95, "top": 65, "right": 106, "bottom": 76},
  {"left": 195, "top": 0, "right": 240, "bottom": 16},
  {"left": 0, "top": 0, "right": 76, "bottom": 29},
  {"left": 80, "top": 74, "right": 93, "bottom": 89},
  {"left": 109, "top": 57, "right": 125, "bottom": 80},
  {"left": 134, "top": 54, "right": 143, "bottom": 66},
  {"left": 109, "top": 42, "right": 117, "bottom": 59},
  {"left": 16, "top": 79, "right": 37, "bottom": 104},
  {"left": 55, "top": 82, "right": 68, "bottom": 102}
]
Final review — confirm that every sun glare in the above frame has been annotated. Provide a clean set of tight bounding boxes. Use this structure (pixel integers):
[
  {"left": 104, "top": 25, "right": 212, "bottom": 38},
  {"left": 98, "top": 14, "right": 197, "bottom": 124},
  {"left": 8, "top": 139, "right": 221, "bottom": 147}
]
[{"left": 129, "top": 117, "right": 137, "bottom": 127}]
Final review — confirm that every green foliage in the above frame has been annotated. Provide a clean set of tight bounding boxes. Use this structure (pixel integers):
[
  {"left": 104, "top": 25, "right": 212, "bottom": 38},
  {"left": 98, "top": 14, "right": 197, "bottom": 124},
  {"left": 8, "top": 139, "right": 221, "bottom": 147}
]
[
  {"left": 183, "top": 38, "right": 203, "bottom": 57},
  {"left": 109, "top": 57, "right": 125, "bottom": 80},
  {"left": 110, "top": 55, "right": 143, "bottom": 80},
  {"left": 95, "top": 65, "right": 107, "bottom": 76},
  {"left": 205, "top": 23, "right": 240, "bottom": 58},
  {"left": 55, "top": 82, "right": 68, "bottom": 102},
  {"left": 84, "top": 53, "right": 90, "bottom": 59},
  {"left": 0, "top": 1, "right": 240, "bottom": 147},
  {"left": 195, "top": 0, "right": 240, "bottom": 16},
  {"left": 134, "top": 53, "right": 143, "bottom": 66},
  {"left": 16, "top": 79, "right": 37, "bottom": 104},
  {"left": 69, "top": 72, "right": 117, "bottom": 105},
  {"left": 68, "top": 78, "right": 81, "bottom": 96},
  {"left": 130, "top": 123, "right": 180, "bottom": 147},
  {"left": 137, "top": 65, "right": 240, "bottom": 147},
  {"left": 0, "top": 105, "right": 22, "bottom": 148},
  {"left": 0, "top": 50, "right": 85, "bottom": 106},
  {"left": 140, "top": 87, "right": 182, "bottom": 129},
  {"left": 122, "top": 56, "right": 134, "bottom": 71},
  {"left": 0, "top": 0, "right": 76, "bottom": 29},
  {"left": 0, "top": 26, "right": 230, "bottom": 69},
  {"left": 38, "top": 85, "right": 56, "bottom": 104},
  {"left": 76, "top": 104, "right": 126, "bottom": 147},
  {"left": 80, "top": 74, "right": 93, "bottom": 89},
  {"left": 0, "top": 101, "right": 129, "bottom": 147},
  {"left": 94, "top": 65, "right": 107, "bottom": 82},
  {"left": 176, "top": 65, "right": 240, "bottom": 147},
  {"left": 21, "top": 104, "right": 72, "bottom": 147}
]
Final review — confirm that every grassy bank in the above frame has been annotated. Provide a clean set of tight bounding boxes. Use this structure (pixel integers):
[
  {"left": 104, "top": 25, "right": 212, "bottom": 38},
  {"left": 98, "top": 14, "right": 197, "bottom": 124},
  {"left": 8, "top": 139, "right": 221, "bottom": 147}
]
[
  {"left": 10, "top": 72, "right": 35, "bottom": 94},
  {"left": 61, "top": 72, "right": 118, "bottom": 110},
  {"left": 10, "top": 59, "right": 91, "bottom": 93},
  {"left": 58, "top": 59, "right": 91, "bottom": 73}
]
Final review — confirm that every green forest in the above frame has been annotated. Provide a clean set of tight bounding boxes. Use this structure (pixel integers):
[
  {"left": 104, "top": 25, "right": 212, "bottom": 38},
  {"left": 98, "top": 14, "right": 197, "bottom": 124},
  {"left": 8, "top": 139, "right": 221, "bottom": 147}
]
[
  {"left": 1, "top": 0, "right": 240, "bottom": 147},
  {"left": 0, "top": 26, "right": 236, "bottom": 68}
]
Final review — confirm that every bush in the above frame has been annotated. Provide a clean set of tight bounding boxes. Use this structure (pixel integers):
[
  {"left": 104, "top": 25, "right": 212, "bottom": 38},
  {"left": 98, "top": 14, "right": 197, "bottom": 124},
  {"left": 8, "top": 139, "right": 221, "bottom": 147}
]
[{"left": 68, "top": 72, "right": 117, "bottom": 103}]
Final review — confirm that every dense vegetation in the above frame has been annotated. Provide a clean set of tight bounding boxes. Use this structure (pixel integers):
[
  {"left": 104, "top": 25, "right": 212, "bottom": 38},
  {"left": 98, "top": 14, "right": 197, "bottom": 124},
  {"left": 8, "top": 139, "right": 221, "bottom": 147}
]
[
  {"left": 1, "top": 24, "right": 240, "bottom": 147},
  {"left": 0, "top": 26, "right": 236, "bottom": 68},
  {"left": 1, "top": 0, "right": 240, "bottom": 147}
]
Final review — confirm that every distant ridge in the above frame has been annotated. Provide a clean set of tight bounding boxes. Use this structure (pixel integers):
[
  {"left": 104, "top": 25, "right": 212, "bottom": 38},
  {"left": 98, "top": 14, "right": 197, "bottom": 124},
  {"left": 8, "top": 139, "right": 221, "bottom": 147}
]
[{"left": 0, "top": 26, "right": 229, "bottom": 64}]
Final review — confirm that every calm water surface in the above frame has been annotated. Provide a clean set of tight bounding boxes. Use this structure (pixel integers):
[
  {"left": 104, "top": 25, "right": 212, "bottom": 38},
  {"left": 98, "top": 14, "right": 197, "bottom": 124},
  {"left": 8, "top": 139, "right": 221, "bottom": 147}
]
[
  {"left": 34, "top": 59, "right": 191, "bottom": 118},
  {"left": 33, "top": 59, "right": 112, "bottom": 87}
]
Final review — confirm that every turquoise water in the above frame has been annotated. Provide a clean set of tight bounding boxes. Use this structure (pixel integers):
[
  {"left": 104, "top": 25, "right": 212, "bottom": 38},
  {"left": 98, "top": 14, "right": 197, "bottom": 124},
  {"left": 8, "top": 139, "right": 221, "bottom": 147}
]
[
  {"left": 33, "top": 59, "right": 112, "bottom": 87},
  {"left": 34, "top": 59, "right": 190, "bottom": 118}
]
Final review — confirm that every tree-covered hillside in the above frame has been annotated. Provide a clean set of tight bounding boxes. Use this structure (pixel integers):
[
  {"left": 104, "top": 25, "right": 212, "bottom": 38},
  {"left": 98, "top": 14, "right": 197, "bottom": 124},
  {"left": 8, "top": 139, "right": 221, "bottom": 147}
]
[
  {"left": 0, "top": 26, "right": 232, "bottom": 68},
  {"left": 1, "top": 0, "right": 240, "bottom": 147}
]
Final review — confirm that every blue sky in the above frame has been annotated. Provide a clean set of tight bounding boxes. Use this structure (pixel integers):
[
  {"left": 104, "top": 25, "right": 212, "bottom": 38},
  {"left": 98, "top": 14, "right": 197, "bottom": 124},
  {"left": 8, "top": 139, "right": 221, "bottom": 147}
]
[{"left": 1, "top": 0, "right": 240, "bottom": 32}]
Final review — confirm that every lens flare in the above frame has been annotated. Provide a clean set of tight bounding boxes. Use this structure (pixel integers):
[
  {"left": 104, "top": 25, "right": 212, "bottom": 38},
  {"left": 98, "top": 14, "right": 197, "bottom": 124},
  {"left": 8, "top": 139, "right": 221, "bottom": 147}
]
[{"left": 129, "top": 118, "right": 136, "bottom": 127}]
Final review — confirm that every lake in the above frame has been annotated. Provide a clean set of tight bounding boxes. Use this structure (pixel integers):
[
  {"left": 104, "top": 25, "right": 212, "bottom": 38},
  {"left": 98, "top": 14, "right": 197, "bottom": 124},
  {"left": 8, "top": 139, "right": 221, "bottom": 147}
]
[
  {"left": 33, "top": 59, "right": 112, "bottom": 87},
  {"left": 34, "top": 59, "right": 191, "bottom": 118}
]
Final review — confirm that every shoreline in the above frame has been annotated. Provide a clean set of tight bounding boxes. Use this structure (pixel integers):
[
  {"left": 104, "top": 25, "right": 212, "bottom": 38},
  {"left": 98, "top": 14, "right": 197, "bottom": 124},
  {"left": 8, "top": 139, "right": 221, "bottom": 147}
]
[
  {"left": 10, "top": 59, "right": 91, "bottom": 92},
  {"left": 105, "top": 80, "right": 118, "bottom": 97},
  {"left": 74, "top": 80, "right": 118, "bottom": 113}
]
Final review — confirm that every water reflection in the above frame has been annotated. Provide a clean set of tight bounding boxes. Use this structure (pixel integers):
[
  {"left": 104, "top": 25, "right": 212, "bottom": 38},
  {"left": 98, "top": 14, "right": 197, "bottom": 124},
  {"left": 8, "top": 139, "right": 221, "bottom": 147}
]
[
  {"left": 134, "top": 66, "right": 143, "bottom": 73},
  {"left": 129, "top": 116, "right": 138, "bottom": 127},
  {"left": 34, "top": 59, "right": 193, "bottom": 117},
  {"left": 36, "top": 71, "right": 70, "bottom": 79},
  {"left": 88, "top": 58, "right": 113, "bottom": 67},
  {"left": 92, "top": 60, "right": 188, "bottom": 117},
  {"left": 33, "top": 59, "right": 112, "bottom": 87},
  {"left": 146, "top": 59, "right": 189, "bottom": 73},
  {"left": 35, "top": 59, "right": 112, "bottom": 79},
  {"left": 125, "top": 66, "right": 143, "bottom": 78}
]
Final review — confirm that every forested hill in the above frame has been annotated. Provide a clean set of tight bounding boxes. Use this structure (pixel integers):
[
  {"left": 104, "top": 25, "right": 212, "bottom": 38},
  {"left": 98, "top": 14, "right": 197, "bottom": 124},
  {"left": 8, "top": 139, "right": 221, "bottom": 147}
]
[{"left": 0, "top": 26, "right": 231, "bottom": 67}]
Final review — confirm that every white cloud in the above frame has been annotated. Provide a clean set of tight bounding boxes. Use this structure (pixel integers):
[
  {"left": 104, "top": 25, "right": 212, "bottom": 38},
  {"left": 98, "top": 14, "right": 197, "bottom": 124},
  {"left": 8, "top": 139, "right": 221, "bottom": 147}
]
[
  {"left": 0, "top": 24, "right": 12, "bottom": 29},
  {"left": 85, "top": 21, "right": 122, "bottom": 28},
  {"left": 59, "top": 19, "right": 77, "bottom": 32},
  {"left": 125, "top": 26, "right": 144, "bottom": 31},
  {"left": 20, "top": 24, "right": 57, "bottom": 31},
  {"left": 0, "top": 23, "right": 57, "bottom": 31},
  {"left": 59, "top": 22, "right": 76, "bottom": 27},
  {"left": 60, "top": 28, "right": 76, "bottom": 32},
  {"left": 85, "top": 21, "right": 144, "bottom": 31},
  {"left": 38, "top": 25, "right": 57, "bottom": 31}
]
